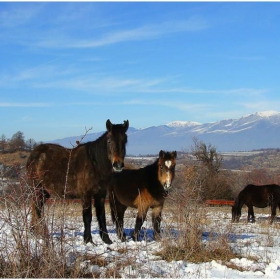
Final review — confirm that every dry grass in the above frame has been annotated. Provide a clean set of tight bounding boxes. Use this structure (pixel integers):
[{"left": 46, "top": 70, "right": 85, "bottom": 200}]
[
  {"left": 0, "top": 151, "right": 30, "bottom": 167},
  {"left": 156, "top": 202, "right": 240, "bottom": 264},
  {"left": 1, "top": 157, "right": 279, "bottom": 278},
  {"left": 0, "top": 183, "right": 274, "bottom": 278}
]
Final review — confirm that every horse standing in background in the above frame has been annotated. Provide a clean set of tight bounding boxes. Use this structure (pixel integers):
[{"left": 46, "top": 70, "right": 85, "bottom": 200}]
[
  {"left": 26, "top": 119, "right": 129, "bottom": 244},
  {"left": 232, "top": 184, "right": 280, "bottom": 223},
  {"left": 109, "top": 150, "right": 177, "bottom": 241}
]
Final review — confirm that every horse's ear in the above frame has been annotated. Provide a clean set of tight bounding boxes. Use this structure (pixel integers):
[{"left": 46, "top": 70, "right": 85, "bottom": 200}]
[
  {"left": 159, "top": 150, "right": 165, "bottom": 158},
  {"left": 172, "top": 151, "right": 177, "bottom": 159},
  {"left": 106, "top": 119, "right": 112, "bottom": 132},
  {"left": 123, "top": 120, "right": 129, "bottom": 132}
]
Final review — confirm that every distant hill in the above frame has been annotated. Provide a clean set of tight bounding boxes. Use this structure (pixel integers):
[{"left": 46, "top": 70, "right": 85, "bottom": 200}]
[{"left": 49, "top": 111, "right": 280, "bottom": 155}]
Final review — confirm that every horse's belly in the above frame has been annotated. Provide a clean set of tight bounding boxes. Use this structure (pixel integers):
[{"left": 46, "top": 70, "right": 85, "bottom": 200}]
[
  {"left": 252, "top": 201, "right": 269, "bottom": 208},
  {"left": 133, "top": 189, "right": 154, "bottom": 208},
  {"left": 35, "top": 169, "right": 94, "bottom": 198}
]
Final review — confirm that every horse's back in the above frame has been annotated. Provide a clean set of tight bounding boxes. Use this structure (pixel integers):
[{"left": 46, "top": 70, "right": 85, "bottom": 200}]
[
  {"left": 27, "top": 144, "right": 67, "bottom": 175},
  {"left": 267, "top": 184, "right": 280, "bottom": 194},
  {"left": 243, "top": 184, "right": 280, "bottom": 194},
  {"left": 109, "top": 164, "right": 161, "bottom": 208},
  {"left": 109, "top": 168, "right": 147, "bottom": 205},
  {"left": 28, "top": 143, "right": 68, "bottom": 163},
  {"left": 26, "top": 143, "right": 93, "bottom": 197},
  {"left": 240, "top": 184, "right": 280, "bottom": 207}
]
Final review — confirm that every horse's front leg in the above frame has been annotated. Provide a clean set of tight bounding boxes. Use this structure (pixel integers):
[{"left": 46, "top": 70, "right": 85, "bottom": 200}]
[
  {"left": 133, "top": 207, "right": 148, "bottom": 241},
  {"left": 109, "top": 193, "right": 127, "bottom": 242},
  {"left": 152, "top": 206, "right": 163, "bottom": 241},
  {"left": 94, "top": 190, "right": 112, "bottom": 245},
  {"left": 247, "top": 205, "right": 255, "bottom": 223},
  {"left": 82, "top": 192, "right": 93, "bottom": 244}
]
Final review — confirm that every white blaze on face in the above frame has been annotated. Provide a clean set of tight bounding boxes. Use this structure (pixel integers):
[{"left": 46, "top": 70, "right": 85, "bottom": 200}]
[
  {"left": 165, "top": 160, "right": 171, "bottom": 168},
  {"left": 164, "top": 160, "right": 172, "bottom": 189}
]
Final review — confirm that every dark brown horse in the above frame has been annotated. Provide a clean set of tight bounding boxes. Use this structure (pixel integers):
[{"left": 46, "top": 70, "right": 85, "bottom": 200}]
[
  {"left": 26, "top": 119, "right": 129, "bottom": 244},
  {"left": 232, "top": 184, "right": 280, "bottom": 223},
  {"left": 109, "top": 150, "right": 177, "bottom": 241}
]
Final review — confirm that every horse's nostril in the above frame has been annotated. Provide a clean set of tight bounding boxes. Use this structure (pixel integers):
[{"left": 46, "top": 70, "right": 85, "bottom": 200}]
[
  {"left": 164, "top": 182, "right": 172, "bottom": 190},
  {"left": 112, "top": 161, "right": 124, "bottom": 172}
]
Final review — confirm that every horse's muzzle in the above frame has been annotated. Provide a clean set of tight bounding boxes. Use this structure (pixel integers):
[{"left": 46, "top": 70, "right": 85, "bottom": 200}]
[
  {"left": 112, "top": 161, "right": 124, "bottom": 173},
  {"left": 163, "top": 182, "right": 172, "bottom": 190}
]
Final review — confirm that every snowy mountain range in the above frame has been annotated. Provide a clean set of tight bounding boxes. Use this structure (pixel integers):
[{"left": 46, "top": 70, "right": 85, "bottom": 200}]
[{"left": 50, "top": 111, "right": 280, "bottom": 155}]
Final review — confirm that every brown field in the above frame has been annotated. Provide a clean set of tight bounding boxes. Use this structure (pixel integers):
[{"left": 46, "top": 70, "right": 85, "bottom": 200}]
[{"left": 0, "top": 151, "right": 30, "bottom": 167}]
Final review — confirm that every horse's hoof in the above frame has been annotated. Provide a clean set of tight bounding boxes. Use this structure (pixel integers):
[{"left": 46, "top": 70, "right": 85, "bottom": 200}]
[
  {"left": 102, "top": 236, "right": 113, "bottom": 245},
  {"left": 84, "top": 235, "right": 94, "bottom": 244},
  {"left": 154, "top": 234, "right": 161, "bottom": 241},
  {"left": 99, "top": 237, "right": 112, "bottom": 245},
  {"left": 132, "top": 235, "right": 139, "bottom": 242},
  {"left": 116, "top": 231, "right": 126, "bottom": 242},
  {"left": 119, "top": 235, "right": 126, "bottom": 242}
]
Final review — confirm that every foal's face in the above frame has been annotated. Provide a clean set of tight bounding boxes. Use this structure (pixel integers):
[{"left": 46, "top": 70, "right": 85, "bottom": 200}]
[
  {"left": 158, "top": 150, "right": 177, "bottom": 191},
  {"left": 106, "top": 119, "right": 129, "bottom": 172}
]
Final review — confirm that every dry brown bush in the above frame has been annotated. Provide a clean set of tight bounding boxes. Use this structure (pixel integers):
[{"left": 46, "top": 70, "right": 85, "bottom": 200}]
[{"left": 157, "top": 163, "right": 239, "bottom": 264}]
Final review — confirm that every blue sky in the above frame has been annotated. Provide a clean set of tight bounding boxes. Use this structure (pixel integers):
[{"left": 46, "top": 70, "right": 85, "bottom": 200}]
[{"left": 1, "top": 2, "right": 280, "bottom": 142}]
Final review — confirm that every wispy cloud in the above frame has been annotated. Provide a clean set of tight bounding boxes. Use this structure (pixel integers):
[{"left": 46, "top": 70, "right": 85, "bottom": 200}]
[
  {"left": 0, "top": 102, "right": 51, "bottom": 107},
  {"left": 31, "top": 75, "right": 169, "bottom": 94},
  {"left": 36, "top": 16, "right": 210, "bottom": 49},
  {"left": 0, "top": 4, "right": 42, "bottom": 27},
  {"left": 238, "top": 100, "right": 280, "bottom": 110},
  {"left": 117, "top": 98, "right": 209, "bottom": 112},
  {"left": 143, "top": 87, "right": 270, "bottom": 96}
]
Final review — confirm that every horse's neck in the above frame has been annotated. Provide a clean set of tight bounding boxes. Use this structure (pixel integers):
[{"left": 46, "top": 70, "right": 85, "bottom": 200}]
[
  {"left": 87, "top": 133, "right": 111, "bottom": 172},
  {"left": 146, "top": 159, "right": 158, "bottom": 171},
  {"left": 145, "top": 159, "right": 160, "bottom": 182},
  {"left": 235, "top": 197, "right": 243, "bottom": 208}
]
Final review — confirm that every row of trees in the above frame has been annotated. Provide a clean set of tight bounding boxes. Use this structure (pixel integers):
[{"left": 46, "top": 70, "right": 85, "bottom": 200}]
[{"left": 0, "top": 131, "right": 41, "bottom": 152}]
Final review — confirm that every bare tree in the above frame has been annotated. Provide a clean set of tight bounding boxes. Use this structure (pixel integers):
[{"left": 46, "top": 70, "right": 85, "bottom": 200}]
[
  {"left": 191, "top": 137, "right": 223, "bottom": 174},
  {"left": 0, "top": 134, "right": 7, "bottom": 152},
  {"left": 9, "top": 131, "right": 25, "bottom": 151},
  {"left": 25, "top": 138, "right": 37, "bottom": 151},
  {"left": 190, "top": 137, "right": 232, "bottom": 200}
]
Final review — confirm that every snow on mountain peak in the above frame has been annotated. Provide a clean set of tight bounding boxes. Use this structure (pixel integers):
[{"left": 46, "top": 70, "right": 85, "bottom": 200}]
[
  {"left": 256, "top": 111, "right": 280, "bottom": 118},
  {"left": 166, "top": 121, "right": 201, "bottom": 128}
]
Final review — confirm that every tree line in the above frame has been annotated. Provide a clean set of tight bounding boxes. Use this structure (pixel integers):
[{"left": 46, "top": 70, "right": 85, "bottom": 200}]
[{"left": 0, "top": 131, "right": 42, "bottom": 153}]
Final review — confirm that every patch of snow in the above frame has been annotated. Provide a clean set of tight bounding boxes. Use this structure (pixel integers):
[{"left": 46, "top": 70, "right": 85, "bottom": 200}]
[
  {"left": 166, "top": 121, "right": 201, "bottom": 128},
  {"left": 257, "top": 111, "right": 280, "bottom": 118},
  {"left": 51, "top": 110, "right": 280, "bottom": 154},
  {"left": 2, "top": 206, "right": 280, "bottom": 278}
]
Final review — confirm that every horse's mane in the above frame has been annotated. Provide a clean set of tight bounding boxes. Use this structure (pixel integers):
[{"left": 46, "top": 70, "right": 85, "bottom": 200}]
[
  {"left": 86, "top": 132, "right": 111, "bottom": 176},
  {"left": 144, "top": 158, "right": 159, "bottom": 171}
]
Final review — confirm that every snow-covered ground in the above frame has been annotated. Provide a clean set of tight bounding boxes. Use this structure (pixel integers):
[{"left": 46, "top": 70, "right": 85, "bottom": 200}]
[{"left": 1, "top": 203, "right": 280, "bottom": 278}]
